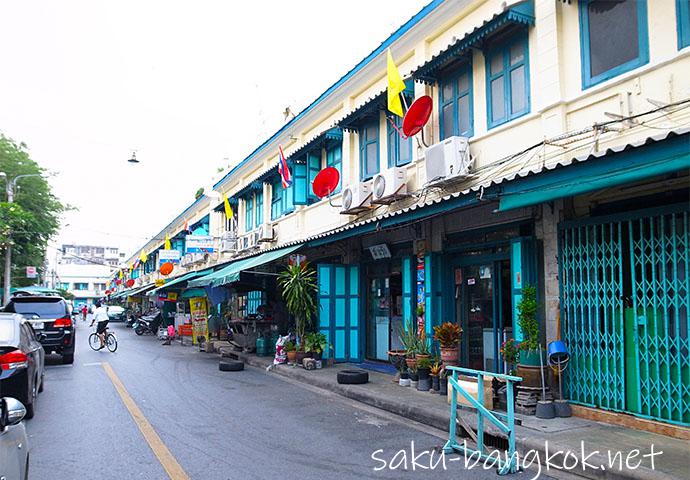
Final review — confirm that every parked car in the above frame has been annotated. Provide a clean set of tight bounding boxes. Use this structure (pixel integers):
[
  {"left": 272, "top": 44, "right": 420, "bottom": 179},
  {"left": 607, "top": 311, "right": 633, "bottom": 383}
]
[
  {"left": 0, "top": 397, "right": 29, "bottom": 480},
  {"left": 106, "top": 305, "right": 126, "bottom": 322},
  {"left": 0, "top": 313, "right": 45, "bottom": 419},
  {"left": 3, "top": 295, "right": 75, "bottom": 364}
]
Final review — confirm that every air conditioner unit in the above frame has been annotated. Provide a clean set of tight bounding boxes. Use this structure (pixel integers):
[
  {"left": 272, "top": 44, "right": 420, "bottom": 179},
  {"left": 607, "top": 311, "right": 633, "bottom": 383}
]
[
  {"left": 247, "top": 231, "right": 260, "bottom": 249},
  {"left": 340, "top": 181, "right": 373, "bottom": 215},
  {"left": 372, "top": 167, "right": 407, "bottom": 204},
  {"left": 258, "top": 222, "right": 274, "bottom": 242},
  {"left": 424, "top": 136, "right": 472, "bottom": 185},
  {"left": 238, "top": 235, "right": 250, "bottom": 251},
  {"left": 220, "top": 237, "right": 237, "bottom": 253}
]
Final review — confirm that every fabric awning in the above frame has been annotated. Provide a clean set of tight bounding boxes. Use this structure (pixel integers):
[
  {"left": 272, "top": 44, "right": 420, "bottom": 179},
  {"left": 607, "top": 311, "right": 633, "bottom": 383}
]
[
  {"left": 189, "top": 244, "right": 302, "bottom": 288},
  {"left": 180, "top": 288, "right": 206, "bottom": 299},
  {"left": 148, "top": 269, "right": 212, "bottom": 295},
  {"left": 125, "top": 283, "right": 156, "bottom": 297}
]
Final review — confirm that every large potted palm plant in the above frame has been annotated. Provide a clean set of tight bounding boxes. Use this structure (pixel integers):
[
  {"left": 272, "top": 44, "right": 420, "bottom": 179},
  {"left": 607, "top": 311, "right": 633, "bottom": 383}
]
[{"left": 278, "top": 262, "right": 318, "bottom": 361}]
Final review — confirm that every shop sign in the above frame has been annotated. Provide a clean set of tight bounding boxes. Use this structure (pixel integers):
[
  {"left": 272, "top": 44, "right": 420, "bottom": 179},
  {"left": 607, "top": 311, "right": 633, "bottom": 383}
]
[
  {"left": 158, "top": 249, "right": 181, "bottom": 265},
  {"left": 368, "top": 244, "right": 391, "bottom": 260},
  {"left": 185, "top": 235, "right": 215, "bottom": 253},
  {"left": 155, "top": 279, "right": 166, "bottom": 287},
  {"left": 26, "top": 266, "right": 37, "bottom": 279},
  {"left": 167, "top": 292, "right": 178, "bottom": 301},
  {"left": 189, "top": 297, "right": 209, "bottom": 345},
  {"left": 180, "top": 252, "right": 206, "bottom": 267}
]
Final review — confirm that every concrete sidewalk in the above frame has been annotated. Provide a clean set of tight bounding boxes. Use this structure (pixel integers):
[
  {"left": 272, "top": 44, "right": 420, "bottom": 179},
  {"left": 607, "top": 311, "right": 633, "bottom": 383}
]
[{"left": 215, "top": 347, "right": 687, "bottom": 480}]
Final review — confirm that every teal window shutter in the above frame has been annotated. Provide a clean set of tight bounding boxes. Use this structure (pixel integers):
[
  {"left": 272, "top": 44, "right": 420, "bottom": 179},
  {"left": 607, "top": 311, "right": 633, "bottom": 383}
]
[
  {"left": 271, "top": 181, "right": 282, "bottom": 220},
  {"left": 402, "top": 256, "right": 414, "bottom": 327},
  {"left": 326, "top": 144, "right": 342, "bottom": 193},
  {"left": 679, "top": 0, "right": 690, "bottom": 49},
  {"left": 317, "top": 263, "right": 360, "bottom": 362},
  {"left": 284, "top": 182, "right": 295, "bottom": 213},
  {"left": 359, "top": 119, "right": 380, "bottom": 180},
  {"left": 247, "top": 290, "right": 264, "bottom": 314},
  {"left": 293, "top": 162, "right": 308, "bottom": 205},
  {"left": 486, "top": 31, "right": 530, "bottom": 128},
  {"left": 307, "top": 152, "right": 321, "bottom": 202},
  {"left": 255, "top": 191, "right": 263, "bottom": 227},
  {"left": 387, "top": 115, "right": 413, "bottom": 167},
  {"left": 244, "top": 195, "right": 253, "bottom": 232},
  {"left": 439, "top": 61, "right": 473, "bottom": 139}
]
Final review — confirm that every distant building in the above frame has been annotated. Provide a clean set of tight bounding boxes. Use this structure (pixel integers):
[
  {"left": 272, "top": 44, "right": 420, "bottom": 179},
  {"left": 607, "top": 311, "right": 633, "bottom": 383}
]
[{"left": 51, "top": 244, "right": 126, "bottom": 305}]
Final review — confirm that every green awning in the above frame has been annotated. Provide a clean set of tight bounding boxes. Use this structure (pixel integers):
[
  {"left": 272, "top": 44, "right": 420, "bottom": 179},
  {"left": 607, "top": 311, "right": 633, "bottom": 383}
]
[
  {"left": 499, "top": 131, "right": 690, "bottom": 211},
  {"left": 189, "top": 244, "right": 302, "bottom": 288},
  {"left": 148, "top": 269, "right": 212, "bottom": 295},
  {"left": 180, "top": 288, "right": 206, "bottom": 299}
]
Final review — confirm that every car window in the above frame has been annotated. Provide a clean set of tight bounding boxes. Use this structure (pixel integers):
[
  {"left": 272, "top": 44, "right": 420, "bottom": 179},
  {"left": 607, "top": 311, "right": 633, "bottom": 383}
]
[
  {"left": 0, "top": 320, "right": 15, "bottom": 345},
  {"left": 10, "top": 299, "right": 66, "bottom": 318}
]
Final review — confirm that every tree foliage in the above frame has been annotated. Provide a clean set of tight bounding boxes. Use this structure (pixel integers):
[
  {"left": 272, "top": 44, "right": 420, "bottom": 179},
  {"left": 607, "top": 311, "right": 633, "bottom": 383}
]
[
  {"left": 0, "top": 134, "right": 66, "bottom": 286},
  {"left": 277, "top": 262, "right": 317, "bottom": 348}
]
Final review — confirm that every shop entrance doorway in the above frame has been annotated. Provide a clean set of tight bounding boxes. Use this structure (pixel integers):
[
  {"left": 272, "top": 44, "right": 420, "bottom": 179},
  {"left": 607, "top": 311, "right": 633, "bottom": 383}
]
[
  {"left": 366, "top": 274, "right": 403, "bottom": 361},
  {"left": 453, "top": 259, "right": 511, "bottom": 372}
]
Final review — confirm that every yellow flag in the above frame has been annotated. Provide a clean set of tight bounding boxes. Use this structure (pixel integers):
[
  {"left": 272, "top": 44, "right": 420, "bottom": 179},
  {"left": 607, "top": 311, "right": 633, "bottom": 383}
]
[
  {"left": 119, "top": 270, "right": 123, "bottom": 279},
  {"left": 387, "top": 49, "right": 407, "bottom": 118},
  {"left": 223, "top": 193, "right": 234, "bottom": 219},
  {"left": 139, "top": 251, "right": 148, "bottom": 263},
  {"left": 164, "top": 233, "right": 172, "bottom": 250}
]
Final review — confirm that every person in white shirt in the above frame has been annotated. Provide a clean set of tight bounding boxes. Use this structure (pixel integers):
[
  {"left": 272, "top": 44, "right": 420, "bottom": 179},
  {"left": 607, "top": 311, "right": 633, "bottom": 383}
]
[{"left": 89, "top": 301, "right": 110, "bottom": 349}]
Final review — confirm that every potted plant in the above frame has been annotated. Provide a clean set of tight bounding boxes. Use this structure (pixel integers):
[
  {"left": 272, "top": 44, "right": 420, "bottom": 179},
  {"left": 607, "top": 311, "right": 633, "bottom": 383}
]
[
  {"left": 304, "top": 331, "right": 329, "bottom": 361},
  {"left": 415, "top": 336, "right": 431, "bottom": 362},
  {"left": 439, "top": 368, "right": 449, "bottom": 396},
  {"left": 409, "top": 365, "right": 419, "bottom": 389},
  {"left": 430, "top": 360, "right": 443, "bottom": 393},
  {"left": 416, "top": 357, "right": 432, "bottom": 391},
  {"left": 433, "top": 322, "right": 462, "bottom": 366},
  {"left": 516, "top": 285, "right": 543, "bottom": 387},
  {"left": 397, "top": 318, "right": 419, "bottom": 370},
  {"left": 284, "top": 340, "right": 297, "bottom": 364},
  {"left": 278, "top": 262, "right": 318, "bottom": 360},
  {"left": 398, "top": 366, "right": 410, "bottom": 387},
  {"left": 500, "top": 338, "right": 519, "bottom": 376}
]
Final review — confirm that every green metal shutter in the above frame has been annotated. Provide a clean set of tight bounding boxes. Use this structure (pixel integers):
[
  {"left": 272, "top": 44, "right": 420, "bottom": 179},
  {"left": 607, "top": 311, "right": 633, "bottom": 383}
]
[
  {"left": 424, "top": 253, "right": 443, "bottom": 339},
  {"left": 293, "top": 163, "right": 308, "bottom": 205},
  {"left": 307, "top": 152, "right": 321, "bottom": 202},
  {"left": 402, "top": 256, "right": 415, "bottom": 329}
]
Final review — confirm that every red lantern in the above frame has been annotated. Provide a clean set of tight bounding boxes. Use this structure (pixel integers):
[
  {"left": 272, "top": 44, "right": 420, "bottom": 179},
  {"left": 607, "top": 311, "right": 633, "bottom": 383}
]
[
  {"left": 115, "top": 279, "right": 122, "bottom": 285},
  {"left": 159, "top": 262, "right": 174, "bottom": 276},
  {"left": 126, "top": 279, "right": 135, "bottom": 288},
  {"left": 105, "top": 289, "right": 110, "bottom": 295}
]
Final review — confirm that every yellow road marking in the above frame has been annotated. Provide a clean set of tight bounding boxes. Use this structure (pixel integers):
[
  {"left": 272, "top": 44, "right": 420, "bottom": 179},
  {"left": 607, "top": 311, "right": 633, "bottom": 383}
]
[{"left": 102, "top": 362, "right": 190, "bottom": 480}]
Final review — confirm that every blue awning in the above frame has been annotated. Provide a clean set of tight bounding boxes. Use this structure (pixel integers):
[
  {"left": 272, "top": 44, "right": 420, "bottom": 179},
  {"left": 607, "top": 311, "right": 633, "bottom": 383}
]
[
  {"left": 288, "top": 128, "right": 343, "bottom": 161},
  {"left": 148, "top": 269, "right": 213, "bottom": 295},
  {"left": 337, "top": 81, "right": 415, "bottom": 132},
  {"left": 189, "top": 244, "right": 303, "bottom": 288},
  {"left": 413, "top": 0, "right": 535, "bottom": 83},
  {"left": 180, "top": 288, "right": 206, "bottom": 299},
  {"left": 499, "top": 129, "right": 690, "bottom": 211}
]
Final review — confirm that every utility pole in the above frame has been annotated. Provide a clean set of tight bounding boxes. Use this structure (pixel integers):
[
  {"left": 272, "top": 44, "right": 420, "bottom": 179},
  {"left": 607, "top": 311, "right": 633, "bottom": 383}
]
[{"left": 0, "top": 172, "right": 44, "bottom": 306}]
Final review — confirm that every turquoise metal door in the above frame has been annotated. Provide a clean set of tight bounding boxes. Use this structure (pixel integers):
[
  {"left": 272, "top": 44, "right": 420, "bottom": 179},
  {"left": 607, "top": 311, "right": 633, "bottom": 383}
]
[
  {"left": 317, "top": 264, "right": 361, "bottom": 362},
  {"left": 559, "top": 204, "right": 689, "bottom": 426}
]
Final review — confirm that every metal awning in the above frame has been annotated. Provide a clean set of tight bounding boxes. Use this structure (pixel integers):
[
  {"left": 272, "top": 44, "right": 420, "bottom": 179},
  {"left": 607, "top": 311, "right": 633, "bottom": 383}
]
[
  {"left": 413, "top": 0, "right": 535, "bottom": 83},
  {"left": 336, "top": 81, "right": 414, "bottom": 132},
  {"left": 288, "top": 128, "right": 343, "bottom": 160},
  {"left": 188, "top": 244, "right": 303, "bottom": 288},
  {"left": 147, "top": 269, "right": 213, "bottom": 295}
]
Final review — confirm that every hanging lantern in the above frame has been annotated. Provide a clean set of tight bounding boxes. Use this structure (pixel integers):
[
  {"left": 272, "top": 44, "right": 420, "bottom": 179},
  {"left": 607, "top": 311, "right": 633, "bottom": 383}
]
[
  {"left": 160, "top": 262, "right": 174, "bottom": 276},
  {"left": 126, "top": 279, "right": 135, "bottom": 288},
  {"left": 115, "top": 278, "right": 122, "bottom": 285}
]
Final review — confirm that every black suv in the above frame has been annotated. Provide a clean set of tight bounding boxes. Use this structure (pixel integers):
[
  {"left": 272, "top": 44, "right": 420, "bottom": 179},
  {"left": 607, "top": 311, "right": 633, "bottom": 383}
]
[{"left": 3, "top": 295, "right": 75, "bottom": 364}]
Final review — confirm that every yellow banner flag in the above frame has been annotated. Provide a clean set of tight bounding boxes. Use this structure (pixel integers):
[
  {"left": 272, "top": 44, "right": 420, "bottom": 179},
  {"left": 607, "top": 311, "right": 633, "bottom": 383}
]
[
  {"left": 164, "top": 233, "right": 172, "bottom": 250},
  {"left": 119, "top": 270, "right": 123, "bottom": 279},
  {"left": 139, "top": 251, "right": 148, "bottom": 263},
  {"left": 387, "top": 49, "right": 407, "bottom": 118},
  {"left": 223, "top": 193, "right": 234, "bottom": 219}
]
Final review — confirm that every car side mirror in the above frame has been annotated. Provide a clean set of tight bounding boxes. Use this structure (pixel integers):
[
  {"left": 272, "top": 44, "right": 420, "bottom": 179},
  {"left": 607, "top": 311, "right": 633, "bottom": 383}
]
[{"left": 0, "top": 397, "right": 26, "bottom": 428}]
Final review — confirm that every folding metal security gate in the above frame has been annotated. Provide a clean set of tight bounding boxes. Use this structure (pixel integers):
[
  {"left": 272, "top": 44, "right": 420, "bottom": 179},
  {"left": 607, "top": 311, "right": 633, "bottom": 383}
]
[{"left": 559, "top": 204, "right": 689, "bottom": 426}]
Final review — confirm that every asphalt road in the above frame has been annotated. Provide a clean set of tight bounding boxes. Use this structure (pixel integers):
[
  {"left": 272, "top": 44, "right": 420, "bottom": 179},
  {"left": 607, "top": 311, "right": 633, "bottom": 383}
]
[{"left": 23, "top": 321, "right": 554, "bottom": 480}]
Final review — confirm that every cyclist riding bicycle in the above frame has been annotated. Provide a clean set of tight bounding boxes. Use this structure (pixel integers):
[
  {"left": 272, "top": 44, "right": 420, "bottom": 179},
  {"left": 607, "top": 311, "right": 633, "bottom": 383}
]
[{"left": 89, "top": 300, "right": 109, "bottom": 350}]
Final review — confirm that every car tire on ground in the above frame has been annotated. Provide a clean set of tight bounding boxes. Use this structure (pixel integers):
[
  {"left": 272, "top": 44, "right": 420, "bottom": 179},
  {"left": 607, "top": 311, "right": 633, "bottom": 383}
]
[
  {"left": 337, "top": 369, "right": 369, "bottom": 385},
  {"left": 38, "top": 374, "right": 44, "bottom": 393},
  {"left": 22, "top": 381, "right": 36, "bottom": 420},
  {"left": 62, "top": 354, "right": 74, "bottom": 365},
  {"left": 219, "top": 360, "right": 244, "bottom": 372}
]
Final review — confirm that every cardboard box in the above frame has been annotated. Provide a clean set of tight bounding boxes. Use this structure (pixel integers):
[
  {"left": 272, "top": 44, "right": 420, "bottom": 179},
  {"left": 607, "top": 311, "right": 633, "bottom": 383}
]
[{"left": 447, "top": 374, "right": 494, "bottom": 410}]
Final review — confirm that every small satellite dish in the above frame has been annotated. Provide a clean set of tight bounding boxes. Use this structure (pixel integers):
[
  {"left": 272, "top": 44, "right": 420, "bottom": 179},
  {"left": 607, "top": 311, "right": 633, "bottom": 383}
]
[
  {"left": 402, "top": 95, "right": 433, "bottom": 137},
  {"left": 128, "top": 151, "right": 139, "bottom": 164},
  {"left": 312, "top": 167, "right": 340, "bottom": 199}
]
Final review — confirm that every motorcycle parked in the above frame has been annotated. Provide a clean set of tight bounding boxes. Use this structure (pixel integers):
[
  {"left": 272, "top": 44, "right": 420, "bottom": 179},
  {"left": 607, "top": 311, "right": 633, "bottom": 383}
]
[{"left": 133, "top": 312, "right": 162, "bottom": 336}]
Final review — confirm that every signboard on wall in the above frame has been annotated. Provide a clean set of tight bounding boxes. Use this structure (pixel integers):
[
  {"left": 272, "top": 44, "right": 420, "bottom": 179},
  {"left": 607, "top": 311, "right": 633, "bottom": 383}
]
[
  {"left": 368, "top": 244, "right": 391, "bottom": 260},
  {"left": 185, "top": 235, "right": 214, "bottom": 253},
  {"left": 158, "top": 249, "right": 181, "bottom": 265},
  {"left": 25, "top": 266, "right": 37, "bottom": 279}
]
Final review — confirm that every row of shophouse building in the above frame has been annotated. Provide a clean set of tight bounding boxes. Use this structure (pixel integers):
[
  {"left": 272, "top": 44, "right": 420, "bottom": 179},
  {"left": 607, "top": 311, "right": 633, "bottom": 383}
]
[{"left": 108, "top": 0, "right": 690, "bottom": 428}]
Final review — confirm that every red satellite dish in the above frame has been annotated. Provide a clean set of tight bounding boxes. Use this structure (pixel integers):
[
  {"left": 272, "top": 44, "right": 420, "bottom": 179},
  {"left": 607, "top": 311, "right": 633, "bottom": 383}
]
[
  {"left": 126, "top": 279, "right": 135, "bottom": 288},
  {"left": 105, "top": 290, "right": 110, "bottom": 295},
  {"left": 402, "top": 95, "right": 433, "bottom": 137},
  {"left": 312, "top": 167, "right": 340, "bottom": 199},
  {"left": 160, "top": 262, "right": 174, "bottom": 276}
]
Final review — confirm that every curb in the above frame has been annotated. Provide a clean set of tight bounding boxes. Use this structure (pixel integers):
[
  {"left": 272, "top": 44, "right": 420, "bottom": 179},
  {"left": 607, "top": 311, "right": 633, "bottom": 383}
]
[{"left": 222, "top": 352, "right": 675, "bottom": 480}]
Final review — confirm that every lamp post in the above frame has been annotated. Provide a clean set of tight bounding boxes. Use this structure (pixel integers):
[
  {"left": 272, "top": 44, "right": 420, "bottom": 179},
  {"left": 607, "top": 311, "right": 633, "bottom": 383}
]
[{"left": 0, "top": 172, "right": 44, "bottom": 306}]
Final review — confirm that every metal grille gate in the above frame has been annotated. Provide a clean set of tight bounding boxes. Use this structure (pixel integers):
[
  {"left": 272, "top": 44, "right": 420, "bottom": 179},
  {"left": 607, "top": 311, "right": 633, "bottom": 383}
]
[{"left": 559, "top": 204, "right": 689, "bottom": 426}]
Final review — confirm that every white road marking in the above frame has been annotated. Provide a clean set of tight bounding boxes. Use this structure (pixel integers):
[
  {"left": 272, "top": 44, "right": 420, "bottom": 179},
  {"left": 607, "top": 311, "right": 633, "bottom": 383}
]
[{"left": 83, "top": 362, "right": 103, "bottom": 366}]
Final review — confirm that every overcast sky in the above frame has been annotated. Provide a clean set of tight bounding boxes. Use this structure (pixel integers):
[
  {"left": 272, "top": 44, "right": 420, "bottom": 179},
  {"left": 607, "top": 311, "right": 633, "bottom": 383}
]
[{"left": 0, "top": 0, "right": 429, "bottom": 265}]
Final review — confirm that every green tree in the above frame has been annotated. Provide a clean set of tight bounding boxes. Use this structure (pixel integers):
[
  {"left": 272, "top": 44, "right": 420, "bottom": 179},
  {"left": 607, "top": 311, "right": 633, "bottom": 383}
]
[{"left": 0, "top": 134, "right": 66, "bottom": 287}]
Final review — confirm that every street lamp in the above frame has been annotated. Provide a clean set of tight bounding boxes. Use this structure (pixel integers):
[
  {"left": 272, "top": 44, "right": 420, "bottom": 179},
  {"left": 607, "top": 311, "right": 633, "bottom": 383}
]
[{"left": 0, "top": 172, "right": 45, "bottom": 306}]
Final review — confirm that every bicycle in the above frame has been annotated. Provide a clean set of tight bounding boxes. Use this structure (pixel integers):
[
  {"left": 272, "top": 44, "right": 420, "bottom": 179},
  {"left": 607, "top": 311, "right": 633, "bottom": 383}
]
[{"left": 89, "top": 325, "right": 118, "bottom": 352}]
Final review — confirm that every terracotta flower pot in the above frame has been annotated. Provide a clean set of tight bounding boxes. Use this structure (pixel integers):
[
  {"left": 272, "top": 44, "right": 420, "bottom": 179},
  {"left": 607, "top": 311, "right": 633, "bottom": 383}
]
[
  {"left": 440, "top": 347, "right": 459, "bottom": 365},
  {"left": 286, "top": 351, "right": 297, "bottom": 364},
  {"left": 405, "top": 357, "right": 417, "bottom": 369}
]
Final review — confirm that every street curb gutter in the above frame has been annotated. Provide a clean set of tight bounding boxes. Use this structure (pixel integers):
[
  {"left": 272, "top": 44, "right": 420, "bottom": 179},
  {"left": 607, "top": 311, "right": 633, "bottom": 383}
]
[{"left": 228, "top": 352, "right": 675, "bottom": 480}]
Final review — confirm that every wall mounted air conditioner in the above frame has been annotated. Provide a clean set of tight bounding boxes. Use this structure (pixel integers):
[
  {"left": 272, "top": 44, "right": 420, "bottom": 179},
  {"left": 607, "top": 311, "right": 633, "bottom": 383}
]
[
  {"left": 219, "top": 234, "right": 237, "bottom": 254},
  {"left": 424, "top": 136, "right": 472, "bottom": 186},
  {"left": 238, "top": 235, "right": 250, "bottom": 251},
  {"left": 340, "top": 181, "right": 372, "bottom": 215},
  {"left": 247, "top": 231, "right": 259, "bottom": 249},
  {"left": 372, "top": 167, "right": 407, "bottom": 204},
  {"left": 258, "top": 222, "right": 274, "bottom": 242}
]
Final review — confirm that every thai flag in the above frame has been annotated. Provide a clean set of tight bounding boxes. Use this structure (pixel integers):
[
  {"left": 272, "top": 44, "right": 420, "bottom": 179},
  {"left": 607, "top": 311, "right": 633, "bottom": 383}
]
[{"left": 278, "top": 145, "right": 292, "bottom": 189}]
